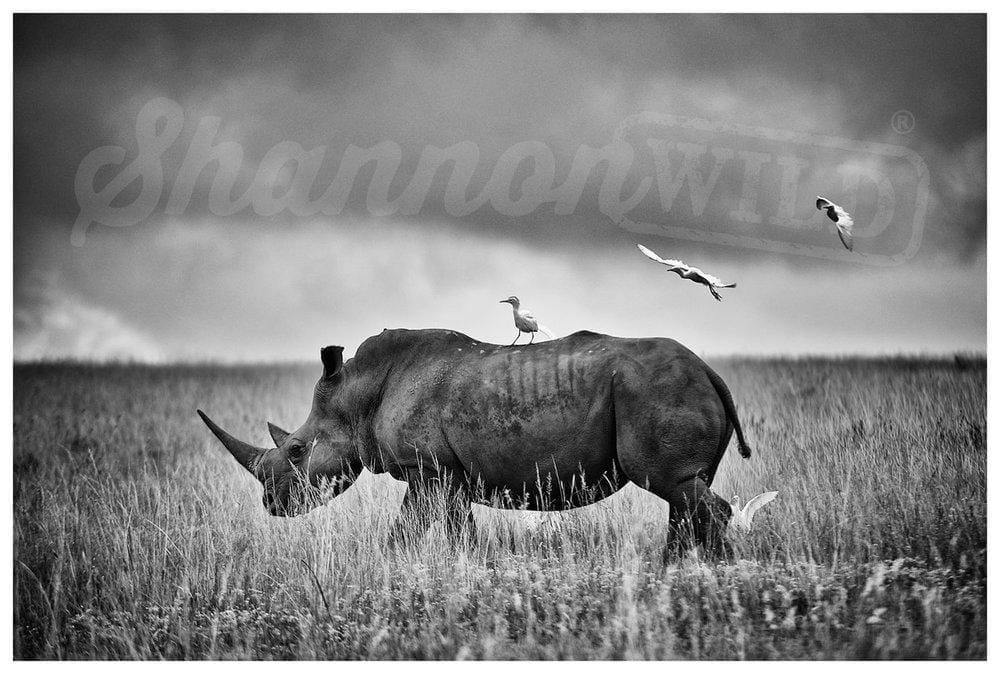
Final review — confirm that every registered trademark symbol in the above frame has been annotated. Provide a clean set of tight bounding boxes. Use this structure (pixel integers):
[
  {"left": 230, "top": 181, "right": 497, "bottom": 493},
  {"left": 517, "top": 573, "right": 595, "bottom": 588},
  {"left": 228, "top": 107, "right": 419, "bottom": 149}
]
[{"left": 891, "top": 110, "right": 915, "bottom": 134}]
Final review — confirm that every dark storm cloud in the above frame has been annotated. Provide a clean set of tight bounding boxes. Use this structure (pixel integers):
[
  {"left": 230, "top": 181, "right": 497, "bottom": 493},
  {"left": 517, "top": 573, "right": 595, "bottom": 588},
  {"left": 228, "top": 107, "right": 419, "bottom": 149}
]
[
  {"left": 14, "top": 14, "right": 985, "bottom": 253},
  {"left": 12, "top": 14, "right": 986, "bottom": 361}
]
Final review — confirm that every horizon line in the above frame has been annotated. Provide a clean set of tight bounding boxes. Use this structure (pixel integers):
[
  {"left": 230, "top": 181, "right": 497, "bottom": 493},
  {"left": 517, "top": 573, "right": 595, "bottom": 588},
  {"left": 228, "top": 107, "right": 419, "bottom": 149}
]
[{"left": 12, "top": 351, "right": 987, "bottom": 368}]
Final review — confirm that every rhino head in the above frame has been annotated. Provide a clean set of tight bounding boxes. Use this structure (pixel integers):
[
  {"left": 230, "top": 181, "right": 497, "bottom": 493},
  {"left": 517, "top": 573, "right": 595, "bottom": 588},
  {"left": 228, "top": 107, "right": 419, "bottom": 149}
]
[{"left": 198, "top": 346, "right": 363, "bottom": 516}]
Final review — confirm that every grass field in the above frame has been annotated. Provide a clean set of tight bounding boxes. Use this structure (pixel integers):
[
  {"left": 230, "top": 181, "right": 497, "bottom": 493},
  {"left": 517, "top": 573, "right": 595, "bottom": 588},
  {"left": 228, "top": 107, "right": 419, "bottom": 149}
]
[{"left": 13, "top": 357, "right": 986, "bottom": 659}]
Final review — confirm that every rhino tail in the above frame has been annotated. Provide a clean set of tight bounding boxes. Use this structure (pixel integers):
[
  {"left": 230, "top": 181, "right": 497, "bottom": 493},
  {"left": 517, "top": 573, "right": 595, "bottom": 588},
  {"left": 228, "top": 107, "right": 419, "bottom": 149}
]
[{"left": 703, "top": 365, "right": 752, "bottom": 459}]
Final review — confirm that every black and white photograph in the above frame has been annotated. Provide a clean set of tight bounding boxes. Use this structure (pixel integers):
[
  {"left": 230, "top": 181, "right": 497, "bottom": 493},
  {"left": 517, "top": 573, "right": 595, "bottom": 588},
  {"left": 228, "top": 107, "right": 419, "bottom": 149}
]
[{"left": 10, "top": 10, "right": 988, "bottom": 661}]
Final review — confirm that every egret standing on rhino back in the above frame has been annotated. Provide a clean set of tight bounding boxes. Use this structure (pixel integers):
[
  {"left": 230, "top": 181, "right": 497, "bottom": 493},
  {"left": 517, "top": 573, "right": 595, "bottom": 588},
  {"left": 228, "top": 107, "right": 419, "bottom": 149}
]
[{"left": 500, "top": 296, "right": 553, "bottom": 345}]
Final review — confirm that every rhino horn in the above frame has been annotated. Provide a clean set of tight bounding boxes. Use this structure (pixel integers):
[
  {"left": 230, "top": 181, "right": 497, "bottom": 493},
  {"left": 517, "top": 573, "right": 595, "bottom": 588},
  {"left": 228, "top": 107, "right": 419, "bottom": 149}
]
[
  {"left": 267, "top": 421, "right": 290, "bottom": 447},
  {"left": 197, "top": 410, "right": 264, "bottom": 472}
]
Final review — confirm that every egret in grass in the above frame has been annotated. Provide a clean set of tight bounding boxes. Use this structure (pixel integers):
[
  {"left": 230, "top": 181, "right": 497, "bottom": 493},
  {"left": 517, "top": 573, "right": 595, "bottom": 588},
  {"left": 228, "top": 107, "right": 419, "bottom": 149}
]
[
  {"left": 636, "top": 244, "right": 737, "bottom": 302},
  {"left": 816, "top": 196, "right": 855, "bottom": 251},
  {"left": 499, "top": 296, "right": 553, "bottom": 345},
  {"left": 729, "top": 491, "right": 779, "bottom": 532}
]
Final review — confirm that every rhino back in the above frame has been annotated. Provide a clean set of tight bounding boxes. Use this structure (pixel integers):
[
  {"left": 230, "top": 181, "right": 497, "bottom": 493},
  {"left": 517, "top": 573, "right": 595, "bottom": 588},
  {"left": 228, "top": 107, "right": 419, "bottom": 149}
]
[{"left": 358, "top": 329, "right": 705, "bottom": 492}]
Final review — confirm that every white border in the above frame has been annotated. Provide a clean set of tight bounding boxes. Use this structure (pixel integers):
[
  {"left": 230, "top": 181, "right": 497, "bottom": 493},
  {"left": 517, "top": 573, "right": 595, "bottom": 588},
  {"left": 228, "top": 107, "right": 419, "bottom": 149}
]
[{"left": 5, "top": 7, "right": 993, "bottom": 670}]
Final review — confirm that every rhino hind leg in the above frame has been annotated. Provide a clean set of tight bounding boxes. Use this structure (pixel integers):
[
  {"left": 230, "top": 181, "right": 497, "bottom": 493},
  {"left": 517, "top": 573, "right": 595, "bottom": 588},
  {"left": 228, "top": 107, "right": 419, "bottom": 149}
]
[
  {"left": 622, "top": 466, "right": 733, "bottom": 559},
  {"left": 662, "top": 475, "right": 733, "bottom": 558},
  {"left": 611, "top": 366, "right": 733, "bottom": 558}
]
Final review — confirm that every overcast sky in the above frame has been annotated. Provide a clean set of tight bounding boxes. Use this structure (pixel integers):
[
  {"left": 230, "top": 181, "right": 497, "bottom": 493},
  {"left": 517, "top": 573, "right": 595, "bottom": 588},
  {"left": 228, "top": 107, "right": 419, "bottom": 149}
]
[{"left": 13, "top": 14, "right": 986, "bottom": 361}]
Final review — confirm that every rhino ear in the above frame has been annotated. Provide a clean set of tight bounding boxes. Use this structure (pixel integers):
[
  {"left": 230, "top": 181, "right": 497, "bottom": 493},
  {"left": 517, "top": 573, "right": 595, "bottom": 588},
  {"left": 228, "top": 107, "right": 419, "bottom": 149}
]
[
  {"left": 267, "top": 422, "right": 290, "bottom": 447},
  {"left": 321, "top": 345, "right": 344, "bottom": 381}
]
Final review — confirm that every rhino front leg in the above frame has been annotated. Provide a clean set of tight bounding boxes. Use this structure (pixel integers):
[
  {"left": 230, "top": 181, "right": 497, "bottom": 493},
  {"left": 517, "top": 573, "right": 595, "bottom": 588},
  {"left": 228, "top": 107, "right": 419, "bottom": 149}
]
[
  {"left": 442, "top": 484, "right": 476, "bottom": 543},
  {"left": 387, "top": 487, "right": 428, "bottom": 547},
  {"left": 388, "top": 469, "right": 476, "bottom": 547}
]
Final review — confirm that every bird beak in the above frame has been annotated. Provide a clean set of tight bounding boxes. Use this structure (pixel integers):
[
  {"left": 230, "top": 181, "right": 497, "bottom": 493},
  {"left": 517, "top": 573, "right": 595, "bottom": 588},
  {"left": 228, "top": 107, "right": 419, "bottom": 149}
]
[{"left": 499, "top": 299, "right": 508, "bottom": 304}]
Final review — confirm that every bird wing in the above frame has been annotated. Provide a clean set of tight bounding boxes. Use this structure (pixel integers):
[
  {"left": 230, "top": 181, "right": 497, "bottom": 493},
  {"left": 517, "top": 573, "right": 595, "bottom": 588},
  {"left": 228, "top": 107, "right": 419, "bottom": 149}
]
[
  {"left": 517, "top": 309, "right": 539, "bottom": 331},
  {"left": 835, "top": 213, "right": 854, "bottom": 251},
  {"left": 740, "top": 491, "right": 779, "bottom": 525},
  {"left": 637, "top": 244, "right": 686, "bottom": 270}
]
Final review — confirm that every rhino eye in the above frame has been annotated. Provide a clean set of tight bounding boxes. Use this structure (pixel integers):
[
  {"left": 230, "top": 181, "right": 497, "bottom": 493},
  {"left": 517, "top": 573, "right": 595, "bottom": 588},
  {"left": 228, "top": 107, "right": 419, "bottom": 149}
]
[{"left": 287, "top": 441, "right": 308, "bottom": 459}]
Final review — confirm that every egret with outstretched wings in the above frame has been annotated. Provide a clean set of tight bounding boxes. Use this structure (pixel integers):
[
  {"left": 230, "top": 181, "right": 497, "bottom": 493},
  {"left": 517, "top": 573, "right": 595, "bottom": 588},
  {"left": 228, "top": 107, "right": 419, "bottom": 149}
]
[
  {"left": 636, "top": 244, "right": 737, "bottom": 302},
  {"left": 729, "top": 491, "right": 779, "bottom": 532},
  {"left": 816, "top": 196, "right": 854, "bottom": 251}
]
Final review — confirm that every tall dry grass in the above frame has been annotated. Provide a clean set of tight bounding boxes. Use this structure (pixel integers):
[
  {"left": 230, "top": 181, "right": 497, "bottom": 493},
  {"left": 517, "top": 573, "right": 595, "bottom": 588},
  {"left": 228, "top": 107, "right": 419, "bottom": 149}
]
[{"left": 13, "top": 357, "right": 985, "bottom": 659}]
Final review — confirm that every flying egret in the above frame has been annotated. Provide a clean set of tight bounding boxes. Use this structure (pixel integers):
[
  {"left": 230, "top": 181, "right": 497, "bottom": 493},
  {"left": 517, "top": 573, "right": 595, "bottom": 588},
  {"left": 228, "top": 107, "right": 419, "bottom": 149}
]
[
  {"left": 499, "top": 296, "right": 553, "bottom": 345},
  {"left": 729, "top": 491, "right": 779, "bottom": 532},
  {"left": 636, "top": 244, "right": 737, "bottom": 302},
  {"left": 816, "top": 196, "right": 854, "bottom": 251}
]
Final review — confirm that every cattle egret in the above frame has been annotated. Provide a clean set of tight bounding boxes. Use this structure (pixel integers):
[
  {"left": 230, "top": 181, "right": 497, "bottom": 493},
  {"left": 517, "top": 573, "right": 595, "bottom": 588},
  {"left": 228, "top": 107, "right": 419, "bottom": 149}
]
[
  {"left": 729, "top": 491, "right": 779, "bottom": 532},
  {"left": 636, "top": 244, "right": 737, "bottom": 302},
  {"left": 816, "top": 196, "right": 854, "bottom": 251},
  {"left": 499, "top": 296, "right": 552, "bottom": 345}
]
